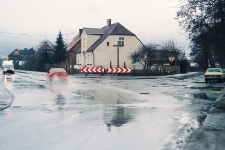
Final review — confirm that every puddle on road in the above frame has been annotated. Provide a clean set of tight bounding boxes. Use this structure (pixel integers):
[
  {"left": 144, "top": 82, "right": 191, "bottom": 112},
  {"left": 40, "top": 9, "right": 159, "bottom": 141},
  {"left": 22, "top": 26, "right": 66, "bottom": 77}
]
[
  {"left": 140, "top": 92, "right": 150, "bottom": 94},
  {"left": 104, "top": 106, "right": 134, "bottom": 132},
  {"left": 185, "top": 87, "right": 224, "bottom": 101},
  {"left": 136, "top": 77, "right": 157, "bottom": 80}
]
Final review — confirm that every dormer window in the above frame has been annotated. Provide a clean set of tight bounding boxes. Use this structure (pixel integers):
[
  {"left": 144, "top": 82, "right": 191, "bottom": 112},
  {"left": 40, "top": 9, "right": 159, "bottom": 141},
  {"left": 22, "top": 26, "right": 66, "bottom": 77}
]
[{"left": 118, "top": 37, "right": 124, "bottom": 46}]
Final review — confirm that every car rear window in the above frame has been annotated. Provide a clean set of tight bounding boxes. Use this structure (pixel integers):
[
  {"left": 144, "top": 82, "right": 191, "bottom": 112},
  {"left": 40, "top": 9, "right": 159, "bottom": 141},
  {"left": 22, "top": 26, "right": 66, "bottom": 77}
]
[
  {"left": 207, "top": 68, "right": 221, "bottom": 72},
  {"left": 50, "top": 69, "right": 66, "bottom": 73}
]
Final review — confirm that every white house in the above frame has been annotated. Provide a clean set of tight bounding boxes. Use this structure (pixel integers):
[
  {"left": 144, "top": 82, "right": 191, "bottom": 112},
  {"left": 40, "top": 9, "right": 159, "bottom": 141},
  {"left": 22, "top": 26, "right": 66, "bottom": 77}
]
[{"left": 76, "top": 19, "right": 145, "bottom": 69}]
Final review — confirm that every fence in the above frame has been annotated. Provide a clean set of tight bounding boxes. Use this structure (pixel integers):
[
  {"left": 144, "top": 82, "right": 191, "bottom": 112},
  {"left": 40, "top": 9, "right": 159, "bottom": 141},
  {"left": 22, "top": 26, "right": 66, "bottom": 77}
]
[{"left": 19, "top": 63, "right": 180, "bottom": 76}]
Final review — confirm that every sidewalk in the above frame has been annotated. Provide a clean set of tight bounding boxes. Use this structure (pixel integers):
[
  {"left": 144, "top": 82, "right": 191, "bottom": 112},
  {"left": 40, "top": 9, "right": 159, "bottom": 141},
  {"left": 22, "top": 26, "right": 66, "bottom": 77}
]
[
  {"left": 185, "top": 82, "right": 225, "bottom": 150},
  {"left": 0, "top": 82, "right": 13, "bottom": 111}
]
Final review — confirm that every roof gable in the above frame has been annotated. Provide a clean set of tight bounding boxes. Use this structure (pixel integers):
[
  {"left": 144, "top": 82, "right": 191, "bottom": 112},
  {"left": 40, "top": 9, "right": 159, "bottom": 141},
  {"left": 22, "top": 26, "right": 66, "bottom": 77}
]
[
  {"left": 109, "top": 23, "right": 134, "bottom": 35},
  {"left": 86, "top": 22, "right": 135, "bottom": 52},
  {"left": 35, "top": 43, "right": 54, "bottom": 56}
]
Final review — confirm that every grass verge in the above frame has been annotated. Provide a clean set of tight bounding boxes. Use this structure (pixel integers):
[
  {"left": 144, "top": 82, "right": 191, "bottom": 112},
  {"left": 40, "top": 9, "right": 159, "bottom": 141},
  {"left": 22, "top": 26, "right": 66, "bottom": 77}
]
[{"left": 215, "top": 98, "right": 225, "bottom": 110}]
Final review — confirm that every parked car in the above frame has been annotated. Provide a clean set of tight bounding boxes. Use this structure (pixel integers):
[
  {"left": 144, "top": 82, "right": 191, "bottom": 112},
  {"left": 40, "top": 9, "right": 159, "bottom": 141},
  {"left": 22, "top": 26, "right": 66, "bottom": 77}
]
[
  {"left": 204, "top": 68, "right": 225, "bottom": 83},
  {"left": 2, "top": 64, "right": 15, "bottom": 75},
  {"left": 46, "top": 68, "right": 68, "bottom": 83}
]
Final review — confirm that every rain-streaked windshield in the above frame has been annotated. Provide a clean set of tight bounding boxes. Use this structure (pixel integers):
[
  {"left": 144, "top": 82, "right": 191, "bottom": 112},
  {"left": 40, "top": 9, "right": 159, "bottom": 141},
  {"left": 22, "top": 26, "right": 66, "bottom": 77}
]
[
  {"left": 206, "top": 68, "right": 221, "bottom": 72},
  {"left": 3, "top": 65, "right": 14, "bottom": 68}
]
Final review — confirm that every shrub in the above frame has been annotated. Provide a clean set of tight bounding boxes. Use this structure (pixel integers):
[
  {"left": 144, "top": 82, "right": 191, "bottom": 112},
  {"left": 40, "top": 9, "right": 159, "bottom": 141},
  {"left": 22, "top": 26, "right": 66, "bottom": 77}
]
[{"left": 178, "top": 59, "right": 190, "bottom": 73}]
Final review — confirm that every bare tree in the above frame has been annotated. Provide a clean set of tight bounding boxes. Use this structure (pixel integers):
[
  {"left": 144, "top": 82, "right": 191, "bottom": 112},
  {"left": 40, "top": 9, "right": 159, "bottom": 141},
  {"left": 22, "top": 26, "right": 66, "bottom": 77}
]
[
  {"left": 161, "top": 39, "right": 186, "bottom": 60},
  {"left": 129, "top": 43, "right": 159, "bottom": 70},
  {"left": 35, "top": 39, "right": 54, "bottom": 50}
]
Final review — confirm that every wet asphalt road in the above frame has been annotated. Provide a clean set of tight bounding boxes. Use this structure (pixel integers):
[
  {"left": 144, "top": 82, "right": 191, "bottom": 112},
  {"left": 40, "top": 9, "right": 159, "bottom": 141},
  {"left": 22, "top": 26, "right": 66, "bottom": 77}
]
[{"left": 0, "top": 71, "right": 223, "bottom": 150}]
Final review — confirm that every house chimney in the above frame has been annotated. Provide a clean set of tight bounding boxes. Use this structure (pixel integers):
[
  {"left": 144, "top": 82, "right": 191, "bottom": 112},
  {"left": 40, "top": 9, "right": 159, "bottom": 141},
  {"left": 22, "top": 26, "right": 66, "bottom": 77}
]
[
  {"left": 79, "top": 29, "right": 83, "bottom": 36},
  {"left": 107, "top": 19, "right": 111, "bottom": 27}
]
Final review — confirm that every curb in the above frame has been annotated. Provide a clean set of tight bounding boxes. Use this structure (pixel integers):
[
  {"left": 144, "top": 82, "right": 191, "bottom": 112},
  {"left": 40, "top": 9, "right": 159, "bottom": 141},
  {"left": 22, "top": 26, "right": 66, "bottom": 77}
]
[
  {"left": 210, "top": 84, "right": 225, "bottom": 111},
  {"left": 0, "top": 82, "right": 14, "bottom": 111}
]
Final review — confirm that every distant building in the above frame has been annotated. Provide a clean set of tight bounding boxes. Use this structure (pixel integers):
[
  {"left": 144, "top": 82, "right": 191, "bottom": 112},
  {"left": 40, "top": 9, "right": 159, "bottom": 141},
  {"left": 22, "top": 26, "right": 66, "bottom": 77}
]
[
  {"left": 34, "top": 42, "right": 54, "bottom": 60},
  {"left": 8, "top": 48, "right": 35, "bottom": 62},
  {"left": 148, "top": 50, "right": 179, "bottom": 66}
]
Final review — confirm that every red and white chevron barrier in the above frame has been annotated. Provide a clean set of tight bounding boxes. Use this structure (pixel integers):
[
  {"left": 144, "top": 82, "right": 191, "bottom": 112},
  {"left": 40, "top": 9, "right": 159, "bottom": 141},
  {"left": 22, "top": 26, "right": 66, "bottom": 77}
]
[
  {"left": 81, "top": 67, "right": 104, "bottom": 73},
  {"left": 107, "top": 68, "right": 132, "bottom": 73}
]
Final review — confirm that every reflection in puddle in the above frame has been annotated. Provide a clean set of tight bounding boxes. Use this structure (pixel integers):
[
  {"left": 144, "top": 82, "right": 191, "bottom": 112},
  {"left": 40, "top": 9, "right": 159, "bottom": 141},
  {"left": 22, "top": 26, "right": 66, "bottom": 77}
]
[
  {"left": 104, "top": 106, "right": 134, "bottom": 132},
  {"left": 56, "top": 94, "right": 66, "bottom": 106},
  {"left": 3, "top": 75, "right": 14, "bottom": 90},
  {"left": 43, "top": 94, "right": 67, "bottom": 112},
  {"left": 76, "top": 89, "right": 138, "bottom": 131},
  {"left": 206, "top": 87, "right": 224, "bottom": 99},
  {"left": 186, "top": 87, "right": 224, "bottom": 101}
]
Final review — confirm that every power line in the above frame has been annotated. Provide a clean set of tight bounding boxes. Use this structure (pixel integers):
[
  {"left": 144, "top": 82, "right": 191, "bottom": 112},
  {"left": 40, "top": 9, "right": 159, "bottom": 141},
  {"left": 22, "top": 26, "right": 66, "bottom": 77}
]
[
  {"left": 0, "top": 31, "right": 78, "bottom": 36},
  {"left": 0, "top": 42, "right": 35, "bottom": 47}
]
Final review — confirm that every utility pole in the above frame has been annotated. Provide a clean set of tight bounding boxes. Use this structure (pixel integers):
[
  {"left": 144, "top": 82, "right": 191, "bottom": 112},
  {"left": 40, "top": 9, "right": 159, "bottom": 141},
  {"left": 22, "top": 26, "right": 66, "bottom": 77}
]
[{"left": 113, "top": 44, "right": 123, "bottom": 68}]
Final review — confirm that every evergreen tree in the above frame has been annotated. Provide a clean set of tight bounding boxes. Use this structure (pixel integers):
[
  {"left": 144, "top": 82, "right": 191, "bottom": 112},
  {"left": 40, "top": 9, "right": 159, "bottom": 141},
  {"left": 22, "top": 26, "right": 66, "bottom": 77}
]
[{"left": 53, "top": 31, "right": 67, "bottom": 64}]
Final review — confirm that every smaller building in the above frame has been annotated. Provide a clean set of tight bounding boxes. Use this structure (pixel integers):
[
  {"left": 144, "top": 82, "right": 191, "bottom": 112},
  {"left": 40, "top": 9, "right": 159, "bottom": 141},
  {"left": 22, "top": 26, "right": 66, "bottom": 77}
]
[
  {"left": 148, "top": 50, "right": 179, "bottom": 66},
  {"left": 66, "top": 29, "right": 82, "bottom": 65},
  {"left": 19, "top": 48, "right": 35, "bottom": 61},
  {"left": 34, "top": 42, "right": 54, "bottom": 60},
  {"left": 8, "top": 48, "right": 35, "bottom": 61}
]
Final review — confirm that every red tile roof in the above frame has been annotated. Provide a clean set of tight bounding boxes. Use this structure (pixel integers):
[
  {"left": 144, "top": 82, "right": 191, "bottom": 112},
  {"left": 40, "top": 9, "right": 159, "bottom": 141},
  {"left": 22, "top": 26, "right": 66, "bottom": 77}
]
[
  {"left": 66, "top": 34, "right": 81, "bottom": 51},
  {"left": 35, "top": 43, "right": 54, "bottom": 56}
]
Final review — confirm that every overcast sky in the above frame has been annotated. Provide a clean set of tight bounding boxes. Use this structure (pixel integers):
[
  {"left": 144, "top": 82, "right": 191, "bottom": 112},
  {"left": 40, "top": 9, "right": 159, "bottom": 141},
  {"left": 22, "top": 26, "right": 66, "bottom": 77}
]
[{"left": 0, "top": 0, "right": 189, "bottom": 58}]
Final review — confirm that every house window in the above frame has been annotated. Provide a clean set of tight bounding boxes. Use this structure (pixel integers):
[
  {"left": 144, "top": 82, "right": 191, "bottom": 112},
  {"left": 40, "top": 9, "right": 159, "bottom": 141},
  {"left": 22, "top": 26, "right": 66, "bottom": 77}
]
[
  {"left": 83, "top": 38, "right": 85, "bottom": 47},
  {"left": 90, "top": 54, "right": 92, "bottom": 65},
  {"left": 107, "top": 42, "right": 110, "bottom": 46},
  {"left": 118, "top": 37, "right": 124, "bottom": 46}
]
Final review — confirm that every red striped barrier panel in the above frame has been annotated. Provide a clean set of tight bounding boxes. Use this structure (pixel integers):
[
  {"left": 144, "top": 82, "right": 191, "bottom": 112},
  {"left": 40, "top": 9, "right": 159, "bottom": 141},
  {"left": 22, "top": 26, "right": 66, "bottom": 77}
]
[
  {"left": 107, "top": 68, "right": 132, "bottom": 73},
  {"left": 81, "top": 67, "right": 104, "bottom": 73},
  {"left": 80, "top": 67, "right": 104, "bottom": 77}
]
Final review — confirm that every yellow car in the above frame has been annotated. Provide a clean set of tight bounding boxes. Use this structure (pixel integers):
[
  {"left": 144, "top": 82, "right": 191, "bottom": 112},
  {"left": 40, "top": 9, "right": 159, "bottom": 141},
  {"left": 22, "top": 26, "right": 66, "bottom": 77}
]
[{"left": 204, "top": 68, "right": 225, "bottom": 83}]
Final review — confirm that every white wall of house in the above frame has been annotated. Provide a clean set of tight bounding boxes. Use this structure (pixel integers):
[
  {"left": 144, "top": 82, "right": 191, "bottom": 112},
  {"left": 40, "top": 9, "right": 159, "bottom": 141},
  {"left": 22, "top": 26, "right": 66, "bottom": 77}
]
[
  {"left": 81, "top": 30, "right": 101, "bottom": 66},
  {"left": 81, "top": 30, "right": 101, "bottom": 51},
  {"left": 93, "top": 35, "right": 143, "bottom": 68},
  {"left": 77, "top": 34, "right": 144, "bottom": 69},
  {"left": 76, "top": 54, "right": 81, "bottom": 65}
]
